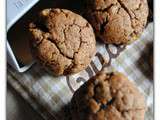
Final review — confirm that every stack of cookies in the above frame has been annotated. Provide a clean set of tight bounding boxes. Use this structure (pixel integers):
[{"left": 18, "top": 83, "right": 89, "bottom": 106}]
[{"left": 28, "top": 0, "right": 149, "bottom": 119}]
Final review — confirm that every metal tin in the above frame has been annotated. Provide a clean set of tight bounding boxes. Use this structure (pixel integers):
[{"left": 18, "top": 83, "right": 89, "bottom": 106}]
[{"left": 7, "top": 0, "right": 39, "bottom": 72}]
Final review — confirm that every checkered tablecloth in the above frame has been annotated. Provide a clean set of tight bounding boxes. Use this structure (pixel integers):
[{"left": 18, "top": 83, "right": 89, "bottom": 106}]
[{"left": 7, "top": 23, "right": 153, "bottom": 120}]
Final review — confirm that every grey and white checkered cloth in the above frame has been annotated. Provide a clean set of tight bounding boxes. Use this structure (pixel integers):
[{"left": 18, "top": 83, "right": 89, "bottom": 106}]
[{"left": 7, "top": 23, "right": 153, "bottom": 120}]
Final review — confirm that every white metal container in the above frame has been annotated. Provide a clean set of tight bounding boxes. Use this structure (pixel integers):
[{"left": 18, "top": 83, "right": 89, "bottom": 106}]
[{"left": 7, "top": 0, "right": 39, "bottom": 72}]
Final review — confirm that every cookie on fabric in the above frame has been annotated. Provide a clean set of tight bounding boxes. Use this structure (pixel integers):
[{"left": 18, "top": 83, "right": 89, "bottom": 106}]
[
  {"left": 71, "top": 71, "right": 146, "bottom": 120},
  {"left": 85, "top": 0, "right": 149, "bottom": 44},
  {"left": 29, "top": 8, "right": 96, "bottom": 75}
]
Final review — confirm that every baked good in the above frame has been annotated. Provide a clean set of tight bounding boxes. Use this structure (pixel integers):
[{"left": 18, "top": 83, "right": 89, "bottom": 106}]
[
  {"left": 29, "top": 8, "right": 96, "bottom": 75},
  {"left": 85, "top": 0, "right": 149, "bottom": 44},
  {"left": 71, "top": 71, "right": 146, "bottom": 120}
]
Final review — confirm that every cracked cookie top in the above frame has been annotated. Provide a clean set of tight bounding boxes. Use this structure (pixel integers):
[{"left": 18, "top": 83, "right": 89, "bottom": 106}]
[
  {"left": 71, "top": 71, "right": 146, "bottom": 120},
  {"left": 85, "top": 0, "right": 149, "bottom": 44},
  {"left": 29, "top": 9, "right": 96, "bottom": 75}
]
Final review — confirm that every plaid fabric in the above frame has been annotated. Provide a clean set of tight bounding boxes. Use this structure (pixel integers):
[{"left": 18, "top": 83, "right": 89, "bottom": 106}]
[{"left": 7, "top": 23, "right": 153, "bottom": 120}]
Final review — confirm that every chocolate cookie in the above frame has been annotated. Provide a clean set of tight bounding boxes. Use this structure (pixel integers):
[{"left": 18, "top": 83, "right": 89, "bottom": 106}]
[
  {"left": 71, "top": 71, "right": 146, "bottom": 120},
  {"left": 85, "top": 0, "right": 149, "bottom": 44},
  {"left": 29, "top": 9, "right": 96, "bottom": 75}
]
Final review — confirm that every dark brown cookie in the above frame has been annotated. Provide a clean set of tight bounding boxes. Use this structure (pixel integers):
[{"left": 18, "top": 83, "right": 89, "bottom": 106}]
[
  {"left": 71, "top": 71, "right": 146, "bottom": 120},
  {"left": 85, "top": 0, "right": 149, "bottom": 44},
  {"left": 29, "top": 9, "right": 96, "bottom": 75}
]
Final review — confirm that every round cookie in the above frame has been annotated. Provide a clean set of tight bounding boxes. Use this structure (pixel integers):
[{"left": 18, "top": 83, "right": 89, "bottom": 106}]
[
  {"left": 29, "top": 8, "right": 96, "bottom": 75},
  {"left": 85, "top": 0, "right": 149, "bottom": 44},
  {"left": 71, "top": 71, "right": 146, "bottom": 120}
]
